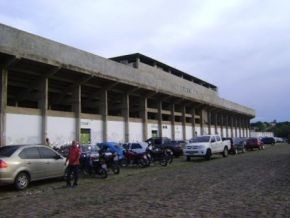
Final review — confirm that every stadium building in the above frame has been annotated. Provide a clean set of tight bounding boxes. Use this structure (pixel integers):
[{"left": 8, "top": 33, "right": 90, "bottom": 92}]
[{"left": 0, "top": 24, "right": 255, "bottom": 146}]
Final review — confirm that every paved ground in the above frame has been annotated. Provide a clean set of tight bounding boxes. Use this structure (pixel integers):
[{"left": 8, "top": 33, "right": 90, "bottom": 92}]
[{"left": 1, "top": 143, "right": 290, "bottom": 217}]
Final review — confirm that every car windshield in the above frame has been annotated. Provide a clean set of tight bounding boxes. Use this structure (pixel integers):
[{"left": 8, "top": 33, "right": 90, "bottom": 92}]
[
  {"left": 190, "top": 136, "right": 210, "bottom": 143},
  {"left": 0, "top": 145, "right": 20, "bottom": 157}
]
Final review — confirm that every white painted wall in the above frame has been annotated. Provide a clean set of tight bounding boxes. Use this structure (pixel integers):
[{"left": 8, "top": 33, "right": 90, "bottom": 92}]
[
  {"left": 81, "top": 119, "right": 102, "bottom": 144},
  {"left": 175, "top": 124, "right": 183, "bottom": 140},
  {"left": 47, "top": 116, "right": 75, "bottom": 146},
  {"left": 211, "top": 127, "right": 216, "bottom": 135},
  {"left": 195, "top": 126, "right": 201, "bottom": 136},
  {"left": 129, "top": 122, "right": 143, "bottom": 142},
  {"left": 250, "top": 131, "right": 274, "bottom": 137},
  {"left": 223, "top": 128, "right": 227, "bottom": 137},
  {"left": 107, "top": 120, "right": 124, "bottom": 143},
  {"left": 186, "top": 126, "right": 193, "bottom": 140},
  {"left": 216, "top": 127, "right": 221, "bottom": 136},
  {"left": 162, "top": 124, "right": 172, "bottom": 139},
  {"left": 6, "top": 113, "right": 42, "bottom": 145}
]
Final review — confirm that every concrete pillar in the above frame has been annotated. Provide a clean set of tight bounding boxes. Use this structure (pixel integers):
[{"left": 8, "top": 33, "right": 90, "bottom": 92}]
[
  {"left": 0, "top": 67, "right": 8, "bottom": 146},
  {"left": 182, "top": 105, "right": 186, "bottom": 140},
  {"left": 208, "top": 110, "right": 211, "bottom": 135},
  {"left": 135, "top": 57, "right": 140, "bottom": 69},
  {"left": 140, "top": 97, "right": 148, "bottom": 141},
  {"left": 191, "top": 107, "right": 196, "bottom": 137},
  {"left": 214, "top": 112, "right": 218, "bottom": 134},
  {"left": 220, "top": 113, "right": 224, "bottom": 137},
  {"left": 72, "top": 85, "right": 81, "bottom": 142},
  {"left": 225, "top": 114, "right": 230, "bottom": 138},
  {"left": 247, "top": 118, "right": 250, "bottom": 137},
  {"left": 200, "top": 109, "right": 205, "bottom": 135},
  {"left": 238, "top": 117, "right": 242, "bottom": 137},
  {"left": 158, "top": 101, "right": 162, "bottom": 137},
  {"left": 38, "top": 78, "right": 48, "bottom": 144},
  {"left": 122, "top": 93, "right": 129, "bottom": 142},
  {"left": 100, "top": 90, "right": 108, "bottom": 142},
  {"left": 171, "top": 104, "right": 175, "bottom": 140},
  {"left": 230, "top": 115, "right": 234, "bottom": 138},
  {"left": 235, "top": 116, "right": 238, "bottom": 137}
]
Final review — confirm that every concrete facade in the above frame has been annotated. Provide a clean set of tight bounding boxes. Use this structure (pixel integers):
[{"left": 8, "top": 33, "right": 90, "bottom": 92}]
[{"left": 0, "top": 23, "right": 255, "bottom": 146}]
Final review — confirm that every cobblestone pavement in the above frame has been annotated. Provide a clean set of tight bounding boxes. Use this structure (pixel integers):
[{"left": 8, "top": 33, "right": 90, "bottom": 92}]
[{"left": 1, "top": 143, "right": 290, "bottom": 217}]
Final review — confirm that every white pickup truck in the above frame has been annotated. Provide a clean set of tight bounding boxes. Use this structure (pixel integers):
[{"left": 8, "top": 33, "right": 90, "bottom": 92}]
[{"left": 184, "top": 135, "right": 231, "bottom": 161}]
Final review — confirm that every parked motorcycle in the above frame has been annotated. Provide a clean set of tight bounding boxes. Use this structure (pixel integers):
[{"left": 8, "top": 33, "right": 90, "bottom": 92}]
[
  {"left": 100, "top": 151, "right": 120, "bottom": 174},
  {"left": 79, "top": 152, "right": 108, "bottom": 179},
  {"left": 122, "top": 149, "right": 150, "bottom": 167},
  {"left": 146, "top": 145, "right": 173, "bottom": 166}
]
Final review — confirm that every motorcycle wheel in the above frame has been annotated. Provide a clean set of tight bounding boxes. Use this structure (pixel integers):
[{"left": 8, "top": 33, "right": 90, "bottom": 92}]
[
  {"left": 119, "top": 159, "right": 128, "bottom": 167},
  {"left": 138, "top": 159, "right": 147, "bottom": 168},
  {"left": 99, "top": 168, "right": 108, "bottom": 179},
  {"left": 159, "top": 157, "right": 168, "bottom": 167},
  {"left": 111, "top": 164, "right": 120, "bottom": 174}
]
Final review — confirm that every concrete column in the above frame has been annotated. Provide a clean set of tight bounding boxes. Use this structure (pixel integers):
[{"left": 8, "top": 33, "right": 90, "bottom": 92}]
[
  {"left": 158, "top": 101, "right": 162, "bottom": 137},
  {"left": 230, "top": 115, "right": 234, "bottom": 138},
  {"left": 100, "top": 90, "right": 108, "bottom": 142},
  {"left": 122, "top": 93, "right": 129, "bottom": 142},
  {"left": 38, "top": 78, "right": 48, "bottom": 144},
  {"left": 238, "top": 117, "right": 242, "bottom": 137},
  {"left": 182, "top": 105, "right": 186, "bottom": 140},
  {"left": 140, "top": 97, "right": 148, "bottom": 141},
  {"left": 225, "top": 114, "right": 228, "bottom": 137},
  {"left": 72, "top": 85, "right": 81, "bottom": 142},
  {"left": 171, "top": 104, "right": 175, "bottom": 140},
  {"left": 191, "top": 107, "right": 196, "bottom": 137},
  {"left": 200, "top": 109, "right": 205, "bottom": 135},
  {"left": 135, "top": 57, "right": 140, "bottom": 69},
  {"left": 220, "top": 113, "right": 224, "bottom": 137},
  {"left": 235, "top": 116, "right": 238, "bottom": 137},
  {"left": 247, "top": 118, "right": 250, "bottom": 137},
  {"left": 214, "top": 112, "right": 218, "bottom": 134},
  {"left": 208, "top": 110, "right": 211, "bottom": 135},
  {"left": 0, "top": 67, "right": 8, "bottom": 146}
]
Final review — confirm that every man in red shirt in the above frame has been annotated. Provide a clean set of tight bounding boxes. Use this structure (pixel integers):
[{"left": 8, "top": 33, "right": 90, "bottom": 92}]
[{"left": 66, "top": 140, "right": 81, "bottom": 187}]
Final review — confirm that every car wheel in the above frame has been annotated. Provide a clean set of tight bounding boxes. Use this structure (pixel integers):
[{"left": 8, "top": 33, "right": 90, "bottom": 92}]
[
  {"left": 186, "top": 156, "right": 191, "bottom": 161},
  {"left": 205, "top": 149, "right": 211, "bottom": 160},
  {"left": 14, "top": 172, "right": 30, "bottom": 190},
  {"left": 261, "top": 145, "right": 265, "bottom": 150},
  {"left": 223, "top": 147, "right": 228, "bottom": 157},
  {"left": 234, "top": 148, "right": 238, "bottom": 155}
]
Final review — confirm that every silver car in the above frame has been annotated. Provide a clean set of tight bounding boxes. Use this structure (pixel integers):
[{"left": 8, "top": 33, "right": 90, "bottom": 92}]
[{"left": 0, "top": 144, "right": 66, "bottom": 190}]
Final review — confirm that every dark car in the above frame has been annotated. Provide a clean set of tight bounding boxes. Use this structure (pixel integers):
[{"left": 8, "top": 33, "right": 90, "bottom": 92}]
[
  {"left": 233, "top": 138, "right": 247, "bottom": 154},
  {"left": 145, "top": 137, "right": 183, "bottom": 157},
  {"left": 223, "top": 137, "right": 246, "bottom": 154},
  {"left": 245, "top": 138, "right": 264, "bottom": 150},
  {"left": 261, "top": 137, "right": 275, "bottom": 145}
]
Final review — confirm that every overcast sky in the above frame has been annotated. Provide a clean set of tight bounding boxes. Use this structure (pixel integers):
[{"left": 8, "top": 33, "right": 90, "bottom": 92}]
[{"left": 1, "top": 0, "right": 289, "bottom": 122}]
